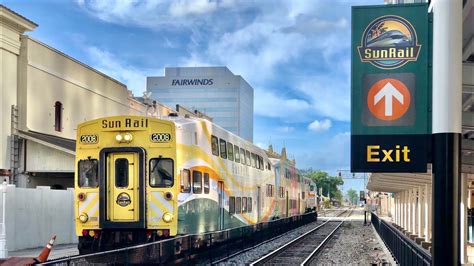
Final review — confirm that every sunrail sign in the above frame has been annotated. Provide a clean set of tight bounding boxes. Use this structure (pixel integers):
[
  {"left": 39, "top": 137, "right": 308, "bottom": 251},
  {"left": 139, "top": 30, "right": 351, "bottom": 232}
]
[
  {"left": 357, "top": 15, "right": 421, "bottom": 69},
  {"left": 351, "top": 4, "right": 431, "bottom": 173}
]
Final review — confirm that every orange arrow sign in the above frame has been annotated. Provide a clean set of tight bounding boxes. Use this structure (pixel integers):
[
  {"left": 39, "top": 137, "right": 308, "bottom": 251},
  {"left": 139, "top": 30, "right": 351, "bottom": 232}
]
[{"left": 367, "top": 78, "right": 411, "bottom": 121}]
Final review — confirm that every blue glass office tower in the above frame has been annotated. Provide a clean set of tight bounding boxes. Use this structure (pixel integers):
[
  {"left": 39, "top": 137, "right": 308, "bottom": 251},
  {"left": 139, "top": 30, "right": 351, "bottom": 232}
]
[{"left": 147, "top": 67, "right": 254, "bottom": 142}]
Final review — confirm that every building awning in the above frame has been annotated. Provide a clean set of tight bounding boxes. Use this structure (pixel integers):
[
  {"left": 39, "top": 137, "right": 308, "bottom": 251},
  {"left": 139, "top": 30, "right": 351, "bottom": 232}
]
[{"left": 18, "top": 130, "right": 75, "bottom": 155}]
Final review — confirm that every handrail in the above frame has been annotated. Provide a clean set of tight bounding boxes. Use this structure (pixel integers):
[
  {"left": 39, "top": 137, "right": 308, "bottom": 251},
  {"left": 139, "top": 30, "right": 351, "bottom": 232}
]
[{"left": 371, "top": 212, "right": 431, "bottom": 265}]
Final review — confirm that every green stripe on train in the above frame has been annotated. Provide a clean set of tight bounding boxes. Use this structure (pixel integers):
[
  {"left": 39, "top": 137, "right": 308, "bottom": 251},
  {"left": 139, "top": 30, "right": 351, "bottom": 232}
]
[{"left": 177, "top": 198, "right": 246, "bottom": 234}]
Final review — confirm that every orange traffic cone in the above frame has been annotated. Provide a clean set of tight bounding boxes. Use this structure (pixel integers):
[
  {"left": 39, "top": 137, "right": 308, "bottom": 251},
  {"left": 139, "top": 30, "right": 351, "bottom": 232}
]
[{"left": 36, "top": 235, "right": 56, "bottom": 263}]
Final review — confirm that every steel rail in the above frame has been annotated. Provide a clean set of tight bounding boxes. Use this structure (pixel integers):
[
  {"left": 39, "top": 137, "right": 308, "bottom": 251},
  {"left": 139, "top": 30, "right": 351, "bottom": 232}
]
[
  {"left": 249, "top": 209, "right": 351, "bottom": 266},
  {"left": 300, "top": 209, "right": 353, "bottom": 265}
]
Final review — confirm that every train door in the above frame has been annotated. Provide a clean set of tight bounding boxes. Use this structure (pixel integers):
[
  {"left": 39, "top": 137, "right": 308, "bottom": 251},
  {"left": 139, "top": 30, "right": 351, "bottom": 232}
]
[
  {"left": 107, "top": 152, "right": 139, "bottom": 222},
  {"left": 257, "top": 186, "right": 261, "bottom": 221},
  {"left": 218, "top": 181, "right": 224, "bottom": 230},
  {"left": 286, "top": 191, "right": 289, "bottom": 217}
]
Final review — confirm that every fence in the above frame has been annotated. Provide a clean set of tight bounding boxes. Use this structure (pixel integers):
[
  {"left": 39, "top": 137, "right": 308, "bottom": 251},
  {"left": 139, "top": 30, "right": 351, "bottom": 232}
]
[
  {"left": 371, "top": 212, "right": 431, "bottom": 265},
  {"left": 44, "top": 212, "right": 318, "bottom": 265},
  {"left": 0, "top": 185, "right": 76, "bottom": 251}
]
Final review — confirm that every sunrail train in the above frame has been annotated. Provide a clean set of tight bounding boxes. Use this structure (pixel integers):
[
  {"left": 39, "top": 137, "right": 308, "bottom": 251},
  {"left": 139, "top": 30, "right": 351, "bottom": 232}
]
[{"left": 74, "top": 115, "right": 317, "bottom": 253}]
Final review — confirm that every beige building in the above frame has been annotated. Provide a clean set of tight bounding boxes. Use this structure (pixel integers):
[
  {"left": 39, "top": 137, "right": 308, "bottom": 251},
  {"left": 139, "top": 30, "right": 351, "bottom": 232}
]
[{"left": 0, "top": 5, "right": 200, "bottom": 189}]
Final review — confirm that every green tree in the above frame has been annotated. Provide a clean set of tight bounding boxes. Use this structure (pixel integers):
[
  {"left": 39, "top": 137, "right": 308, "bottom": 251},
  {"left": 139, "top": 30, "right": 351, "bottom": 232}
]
[
  {"left": 304, "top": 169, "right": 344, "bottom": 200},
  {"left": 347, "top": 188, "right": 358, "bottom": 206}
]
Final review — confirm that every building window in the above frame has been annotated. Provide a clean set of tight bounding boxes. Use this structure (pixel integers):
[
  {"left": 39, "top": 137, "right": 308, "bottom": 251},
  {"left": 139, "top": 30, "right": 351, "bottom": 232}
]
[
  {"left": 54, "top": 101, "right": 62, "bottom": 132},
  {"left": 211, "top": 136, "right": 219, "bottom": 156},
  {"left": 220, "top": 139, "right": 227, "bottom": 159},
  {"left": 204, "top": 173, "right": 210, "bottom": 194},
  {"left": 193, "top": 170, "right": 202, "bottom": 194}
]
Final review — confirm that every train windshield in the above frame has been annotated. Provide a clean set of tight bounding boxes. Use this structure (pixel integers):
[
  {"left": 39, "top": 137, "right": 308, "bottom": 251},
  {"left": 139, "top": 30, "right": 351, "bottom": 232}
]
[
  {"left": 150, "top": 158, "right": 174, "bottom": 187},
  {"left": 78, "top": 159, "right": 99, "bottom": 188}
]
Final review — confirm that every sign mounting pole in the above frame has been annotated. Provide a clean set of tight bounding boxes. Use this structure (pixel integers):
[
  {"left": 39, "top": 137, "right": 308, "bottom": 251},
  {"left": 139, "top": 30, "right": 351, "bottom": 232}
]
[{"left": 431, "top": 0, "right": 463, "bottom": 265}]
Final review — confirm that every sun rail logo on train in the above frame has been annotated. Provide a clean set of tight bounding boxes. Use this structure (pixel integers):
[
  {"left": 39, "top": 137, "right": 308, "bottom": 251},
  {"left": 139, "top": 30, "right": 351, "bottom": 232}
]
[
  {"left": 358, "top": 15, "right": 421, "bottom": 69},
  {"left": 101, "top": 117, "right": 149, "bottom": 130}
]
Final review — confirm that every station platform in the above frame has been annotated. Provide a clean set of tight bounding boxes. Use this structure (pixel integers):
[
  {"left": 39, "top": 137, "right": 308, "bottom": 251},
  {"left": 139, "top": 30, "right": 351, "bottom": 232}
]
[{"left": 8, "top": 244, "right": 78, "bottom": 260}]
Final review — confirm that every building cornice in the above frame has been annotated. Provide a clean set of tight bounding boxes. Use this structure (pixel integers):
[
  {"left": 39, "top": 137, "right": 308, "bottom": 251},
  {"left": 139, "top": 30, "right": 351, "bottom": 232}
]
[
  {"left": 0, "top": 5, "right": 37, "bottom": 32},
  {"left": 0, "top": 4, "right": 37, "bottom": 54}
]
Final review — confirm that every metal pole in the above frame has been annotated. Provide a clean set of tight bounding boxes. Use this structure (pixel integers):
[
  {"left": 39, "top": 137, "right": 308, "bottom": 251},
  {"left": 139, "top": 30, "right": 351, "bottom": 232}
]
[
  {"left": 432, "top": 0, "right": 462, "bottom": 265},
  {"left": 0, "top": 181, "right": 7, "bottom": 258}
]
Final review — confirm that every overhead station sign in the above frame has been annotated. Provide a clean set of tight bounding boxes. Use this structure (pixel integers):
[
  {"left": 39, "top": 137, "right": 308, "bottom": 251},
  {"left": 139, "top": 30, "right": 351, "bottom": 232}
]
[{"left": 351, "top": 4, "right": 430, "bottom": 173}]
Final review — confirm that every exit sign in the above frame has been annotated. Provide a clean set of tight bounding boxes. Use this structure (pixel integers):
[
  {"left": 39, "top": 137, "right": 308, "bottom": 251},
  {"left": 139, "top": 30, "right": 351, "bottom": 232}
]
[{"left": 351, "top": 4, "right": 431, "bottom": 173}]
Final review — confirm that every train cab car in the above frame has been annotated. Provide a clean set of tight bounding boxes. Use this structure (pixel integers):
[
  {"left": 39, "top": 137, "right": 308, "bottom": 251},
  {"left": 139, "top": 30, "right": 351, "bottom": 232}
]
[
  {"left": 75, "top": 115, "right": 297, "bottom": 253},
  {"left": 75, "top": 116, "right": 178, "bottom": 253},
  {"left": 304, "top": 177, "right": 318, "bottom": 212}
]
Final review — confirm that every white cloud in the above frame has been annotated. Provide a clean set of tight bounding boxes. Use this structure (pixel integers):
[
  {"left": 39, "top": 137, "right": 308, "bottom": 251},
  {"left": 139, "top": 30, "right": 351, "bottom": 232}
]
[
  {"left": 76, "top": 0, "right": 354, "bottom": 122},
  {"left": 308, "top": 119, "right": 332, "bottom": 132},
  {"left": 76, "top": 0, "right": 237, "bottom": 29},
  {"left": 254, "top": 88, "right": 312, "bottom": 121}
]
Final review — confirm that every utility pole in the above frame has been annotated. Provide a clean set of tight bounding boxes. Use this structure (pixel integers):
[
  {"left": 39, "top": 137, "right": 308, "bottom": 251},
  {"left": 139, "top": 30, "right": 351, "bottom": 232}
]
[{"left": 431, "top": 0, "right": 462, "bottom": 265}]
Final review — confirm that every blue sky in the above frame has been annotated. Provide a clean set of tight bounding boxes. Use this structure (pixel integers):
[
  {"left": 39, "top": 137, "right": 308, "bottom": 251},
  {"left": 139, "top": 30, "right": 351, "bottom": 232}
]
[{"left": 5, "top": 0, "right": 381, "bottom": 192}]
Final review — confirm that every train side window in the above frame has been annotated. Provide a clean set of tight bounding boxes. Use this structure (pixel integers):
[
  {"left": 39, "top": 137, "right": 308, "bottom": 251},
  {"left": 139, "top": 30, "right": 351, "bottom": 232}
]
[
  {"left": 310, "top": 185, "right": 315, "bottom": 191},
  {"left": 78, "top": 159, "right": 99, "bottom": 188},
  {"left": 267, "top": 162, "right": 272, "bottom": 171},
  {"left": 251, "top": 153, "right": 256, "bottom": 168},
  {"left": 227, "top": 142, "right": 234, "bottom": 161},
  {"left": 204, "top": 173, "right": 210, "bottom": 194},
  {"left": 240, "top": 148, "right": 245, "bottom": 165},
  {"left": 192, "top": 171, "right": 203, "bottom": 194},
  {"left": 211, "top": 136, "right": 219, "bottom": 156},
  {"left": 229, "top": 197, "right": 235, "bottom": 214},
  {"left": 180, "top": 169, "right": 191, "bottom": 193},
  {"left": 255, "top": 155, "right": 260, "bottom": 169},
  {"left": 245, "top": 151, "right": 251, "bottom": 166},
  {"left": 234, "top": 145, "right": 240, "bottom": 163},
  {"left": 150, "top": 158, "right": 174, "bottom": 188},
  {"left": 242, "top": 197, "right": 247, "bottom": 213},
  {"left": 115, "top": 158, "right": 129, "bottom": 188},
  {"left": 220, "top": 139, "right": 227, "bottom": 159},
  {"left": 236, "top": 197, "right": 241, "bottom": 213},
  {"left": 302, "top": 192, "right": 305, "bottom": 199},
  {"left": 248, "top": 197, "right": 252, "bottom": 212}
]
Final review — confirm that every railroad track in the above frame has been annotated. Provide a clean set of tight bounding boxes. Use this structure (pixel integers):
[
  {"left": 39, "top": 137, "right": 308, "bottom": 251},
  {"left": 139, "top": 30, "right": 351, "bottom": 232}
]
[{"left": 250, "top": 209, "right": 352, "bottom": 266}]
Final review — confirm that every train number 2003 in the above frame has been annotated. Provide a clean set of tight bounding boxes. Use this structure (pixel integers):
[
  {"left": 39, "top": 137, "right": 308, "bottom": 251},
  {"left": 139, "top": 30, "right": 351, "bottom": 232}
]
[{"left": 151, "top": 133, "right": 172, "bottom": 143}]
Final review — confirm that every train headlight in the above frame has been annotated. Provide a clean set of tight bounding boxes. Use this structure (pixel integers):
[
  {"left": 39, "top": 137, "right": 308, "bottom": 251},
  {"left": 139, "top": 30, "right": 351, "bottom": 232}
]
[
  {"left": 162, "top": 212, "right": 173, "bottom": 223},
  {"left": 79, "top": 213, "right": 89, "bottom": 223},
  {"left": 123, "top": 133, "right": 133, "bottom": 142},
  {"left": 115, "top": 134, "right": 123, "bottom": 142}
]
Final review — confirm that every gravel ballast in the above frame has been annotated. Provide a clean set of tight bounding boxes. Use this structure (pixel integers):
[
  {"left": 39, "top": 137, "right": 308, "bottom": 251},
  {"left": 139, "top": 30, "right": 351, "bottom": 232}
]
[
  {"left": 311, "top": 218, "right": 396, "bottom": 265},
  {"left": 216, "top": 220, "right": 324, "bottom": 265}
]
